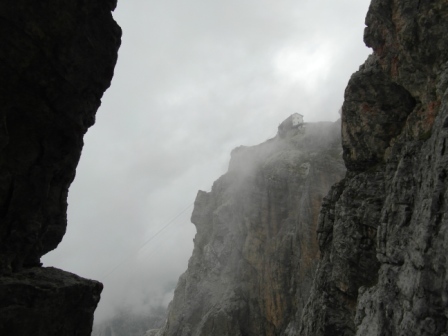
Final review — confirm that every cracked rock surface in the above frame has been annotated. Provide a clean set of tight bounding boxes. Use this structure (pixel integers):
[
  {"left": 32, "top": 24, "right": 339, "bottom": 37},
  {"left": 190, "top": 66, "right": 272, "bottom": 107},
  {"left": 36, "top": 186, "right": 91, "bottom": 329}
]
[{"left": 300, "top": 1, "right": 448, "bottom": 335}]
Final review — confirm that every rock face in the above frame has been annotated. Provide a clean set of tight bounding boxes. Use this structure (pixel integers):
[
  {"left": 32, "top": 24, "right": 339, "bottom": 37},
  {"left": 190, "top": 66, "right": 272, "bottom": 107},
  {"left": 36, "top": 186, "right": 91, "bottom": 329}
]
[
  {"left": 0, "top": 267, "right": 103, "bottom": 335},
  {"left": 300, "top": 0, "right": 448, "bottom": 335},
  {"left": 0, "top": 1, "right": 121, "bottom": 335},
  {"left": 156, "top": 120, "right": 345, "bottom": 336}
]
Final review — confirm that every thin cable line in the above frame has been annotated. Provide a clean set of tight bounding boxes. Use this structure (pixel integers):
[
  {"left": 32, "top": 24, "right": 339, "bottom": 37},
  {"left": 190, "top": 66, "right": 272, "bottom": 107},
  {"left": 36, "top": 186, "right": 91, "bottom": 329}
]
[{"left": 100, "top": 202, "right": 194, "bottom": 280}]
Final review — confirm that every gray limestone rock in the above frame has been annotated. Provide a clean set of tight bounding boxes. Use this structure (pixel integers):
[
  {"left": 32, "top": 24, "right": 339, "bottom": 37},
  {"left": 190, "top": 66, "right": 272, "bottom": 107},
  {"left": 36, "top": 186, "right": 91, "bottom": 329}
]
[
  {"left": 300, "top": 0, "right": 448, "bottom": 335},
  {"left": 156, "top": 120, "right": 346, "bottom": 336}
]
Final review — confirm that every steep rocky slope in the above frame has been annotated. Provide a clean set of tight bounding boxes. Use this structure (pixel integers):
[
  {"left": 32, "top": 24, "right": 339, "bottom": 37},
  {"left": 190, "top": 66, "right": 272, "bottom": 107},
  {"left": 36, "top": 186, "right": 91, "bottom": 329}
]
[
  {"left": 0, "top": 1, "right": 121, "bottom": 335},
  {"left": 300, "top": 0, "right": 448, "bottom": 335},
  {"left": 154, "top": 118, "right": 345, "bottom": 336},
  {"left": 150, "top": 1, "right": 448, "bottom": 335}
]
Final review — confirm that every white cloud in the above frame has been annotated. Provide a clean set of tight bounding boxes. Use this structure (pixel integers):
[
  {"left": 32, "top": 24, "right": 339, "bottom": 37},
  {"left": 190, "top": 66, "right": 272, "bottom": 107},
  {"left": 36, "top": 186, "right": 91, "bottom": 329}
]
[{"left": 274, "top": 42, "right": 334, "bottom": 90}]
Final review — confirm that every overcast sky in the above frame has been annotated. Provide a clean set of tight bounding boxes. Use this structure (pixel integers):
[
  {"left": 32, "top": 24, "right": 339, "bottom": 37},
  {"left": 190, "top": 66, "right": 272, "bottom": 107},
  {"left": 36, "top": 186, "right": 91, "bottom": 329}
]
[{"left": 42, "top": 0, "right": 372, "bottom": 323}]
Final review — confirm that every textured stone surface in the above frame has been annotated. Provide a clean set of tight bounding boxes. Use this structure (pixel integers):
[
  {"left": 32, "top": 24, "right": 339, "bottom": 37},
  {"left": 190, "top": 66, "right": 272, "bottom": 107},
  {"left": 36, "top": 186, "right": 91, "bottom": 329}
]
[
  {"left": 0, "top": 0, "right": 121, "bottom": 272},
  {"left": 0, "top": 1, "right": 121, "bottom": 335},
  {"left": 155, "top": 120, "right": 345, "bottom": 336},
  {"left": 300, "top": 0, "right": 448, "bottom": 335},
  {"left": 0, "top": 267, "right": 103, "bottom": 336}
]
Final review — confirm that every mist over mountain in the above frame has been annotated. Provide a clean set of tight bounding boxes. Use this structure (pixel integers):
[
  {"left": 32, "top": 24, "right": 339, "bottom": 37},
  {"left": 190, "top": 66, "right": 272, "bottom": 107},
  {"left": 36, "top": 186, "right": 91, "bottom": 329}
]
[
  {"left": 92, "top": 305, "right": 166, "bottom": 336},
  {"left": 147, "top": 0, "right": 448, "bottom": 335},
  {"left": 1, "top": 0, "right": 447, "bottom": 335},
  {"left": 149, "top": 117, "right": 345, "bottom": 336},
  {"left": 41, "top": 0, "right": 372, "bottom": 325}
]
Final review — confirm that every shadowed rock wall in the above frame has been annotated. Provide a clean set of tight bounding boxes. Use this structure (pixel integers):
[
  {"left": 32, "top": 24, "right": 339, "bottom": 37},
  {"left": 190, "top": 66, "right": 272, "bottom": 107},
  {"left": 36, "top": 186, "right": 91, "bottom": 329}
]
[
  {"left": 0, "top": 1, "right": 121, "bottom": 335},
  {"left": 0, "top": 0, "right": 121, "bottom": 271},
  {"left": 300, "top": 1, "right": 448, "bottom": 335},
  {"left": 0, "top": 267, "right": 103, "bottom": 335},
  {"left": 155, "top": 120, "right": 345, "bottom": 336}
]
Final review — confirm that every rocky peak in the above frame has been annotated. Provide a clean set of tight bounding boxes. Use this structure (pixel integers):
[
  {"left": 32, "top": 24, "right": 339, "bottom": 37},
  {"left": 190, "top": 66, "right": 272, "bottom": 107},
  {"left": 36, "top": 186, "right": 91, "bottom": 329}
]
[
  {"left": 277, "top": 113, "right": 305, "bottom": 138},
  {"left": 155, "top": 119, "right": 345, "bottom": 336}
]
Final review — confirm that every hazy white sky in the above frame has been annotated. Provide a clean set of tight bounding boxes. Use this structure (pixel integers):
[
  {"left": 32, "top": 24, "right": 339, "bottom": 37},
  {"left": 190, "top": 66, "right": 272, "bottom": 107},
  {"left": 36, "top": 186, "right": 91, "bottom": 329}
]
[{"left": 43, "top": 0, "right": 372, "bottom": 323}]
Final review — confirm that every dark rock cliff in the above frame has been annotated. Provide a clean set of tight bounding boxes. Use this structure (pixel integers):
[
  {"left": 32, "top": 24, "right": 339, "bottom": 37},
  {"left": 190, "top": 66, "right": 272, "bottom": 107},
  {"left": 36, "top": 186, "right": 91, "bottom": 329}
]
[
  {"left": 154, "top": 120, "right": 345, "bottom": 336},
  {"left": 300, "top": 0, "right": 448, "bottom": 335},
  {"left": 0, "top": 1, "right": 121, "bottom": 335}
]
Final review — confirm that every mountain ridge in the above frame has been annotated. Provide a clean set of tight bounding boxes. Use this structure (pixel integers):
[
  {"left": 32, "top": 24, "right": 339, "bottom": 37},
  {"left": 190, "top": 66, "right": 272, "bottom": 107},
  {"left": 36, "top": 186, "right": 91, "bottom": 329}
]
[
  {"left": 155, "top": 119, "right": 346, "bottom": 336},
  {"left": 150, "top": 0, "right": 448, "bottom": 335}
]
